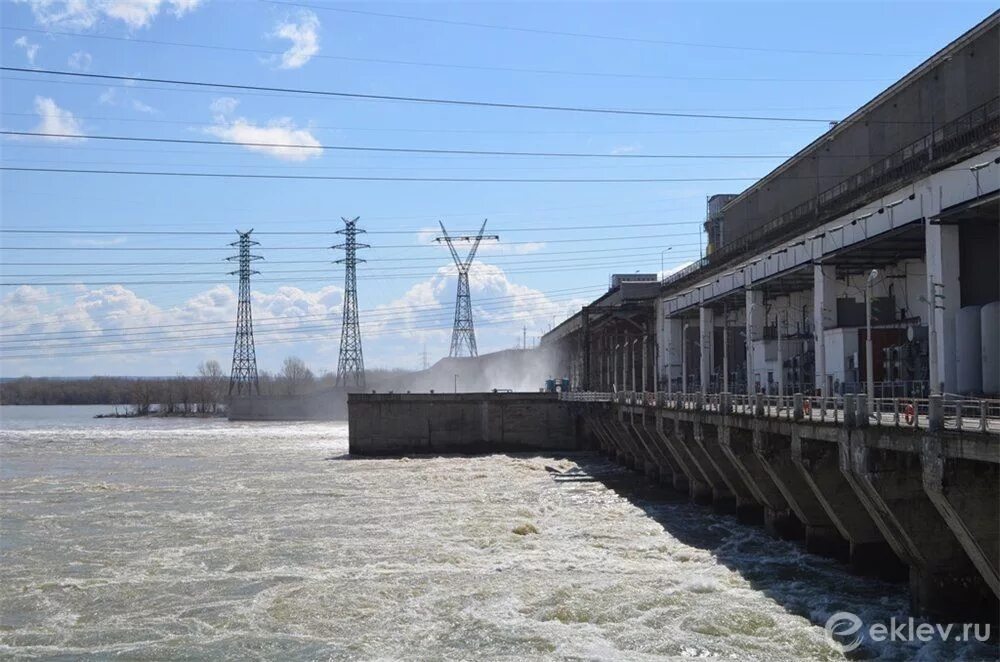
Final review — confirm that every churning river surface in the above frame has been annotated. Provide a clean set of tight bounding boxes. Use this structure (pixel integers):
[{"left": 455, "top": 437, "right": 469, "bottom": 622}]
[{"left": 0, "top": 406, "right": 994, "bottom": 661}]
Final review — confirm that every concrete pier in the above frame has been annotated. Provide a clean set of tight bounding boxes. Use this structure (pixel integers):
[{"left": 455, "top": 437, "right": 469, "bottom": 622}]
[
  {"left": 573, "top": 395, "right": 1000, "bottom": 625},
  {"left": 347, "top": 392, "right": 586, "bottom": 456}
]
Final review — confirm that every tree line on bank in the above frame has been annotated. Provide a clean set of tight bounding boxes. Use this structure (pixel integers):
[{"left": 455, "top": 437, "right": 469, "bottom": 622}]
[{"left": 0, "top": 357, "right": 413, "bottom": 412}]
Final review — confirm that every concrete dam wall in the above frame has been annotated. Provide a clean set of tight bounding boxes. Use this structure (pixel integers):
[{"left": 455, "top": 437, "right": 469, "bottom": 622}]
[{"left": 347, "top": 392, "right": 585, "bottom": 456}]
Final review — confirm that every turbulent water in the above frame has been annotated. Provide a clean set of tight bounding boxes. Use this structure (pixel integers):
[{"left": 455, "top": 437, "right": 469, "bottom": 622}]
[{"left": 0, "top": 406, "right": 994, "bottom": 660}]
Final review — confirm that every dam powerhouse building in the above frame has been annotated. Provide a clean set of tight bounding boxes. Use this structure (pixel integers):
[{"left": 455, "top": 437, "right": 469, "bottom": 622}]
[{"left": 542, "top": 12, "right": 999, "bottom": 401}]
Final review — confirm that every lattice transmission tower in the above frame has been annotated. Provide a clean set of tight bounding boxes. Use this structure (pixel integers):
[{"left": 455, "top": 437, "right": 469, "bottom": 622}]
[
  {"left": 436, "top": 220, "right": 499, "bottom": 358},
  {"left": 227, "top": 229, "right": 263, "bottom": 396},
  {"left": 334, "top": 216, "right": 369, "bottom": 388}
]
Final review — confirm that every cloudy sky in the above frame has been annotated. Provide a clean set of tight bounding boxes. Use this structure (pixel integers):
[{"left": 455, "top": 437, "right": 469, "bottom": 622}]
[{"left": 1, "top": 0, "right": 992, "bottom": 376}]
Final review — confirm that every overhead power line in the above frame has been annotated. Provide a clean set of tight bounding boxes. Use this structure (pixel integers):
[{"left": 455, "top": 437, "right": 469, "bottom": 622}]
[
  {"left": 0, "top": 232, "right": 698, "bottom": 250},
  {"left": 0, "top": 68, "right": 842, "bottom": 123},
  {"left": 0, "top": 26, "right": 897, "bottom": 83},
  {"left": 0, "top": 221, "right": 701, "bottom": 236},
  {"left": 0, "top": 130, "right": 838, "bottom": 159},
  {"left": 0, "top": 284, "right": 603, "bottom": 338},
  {"left": 0, "top": 166, "right": 767, "bottom": 184},
  {"left": 261, "top": 1, "right": 919, "bottom": 57}
]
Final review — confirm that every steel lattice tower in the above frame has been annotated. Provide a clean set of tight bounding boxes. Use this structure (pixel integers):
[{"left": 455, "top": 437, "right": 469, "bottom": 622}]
[
  {"left": 436, "top": 220, "right": 499, "bottom": 358},
  {"left": 334, "top": 216, "right": 369, "bottom": 388},
  {"left": 227, "top": 229, "right": 263, "bottom": 396}
]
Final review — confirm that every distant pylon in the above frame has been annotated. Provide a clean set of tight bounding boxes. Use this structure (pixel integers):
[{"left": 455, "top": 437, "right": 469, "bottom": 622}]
[
  {"left": 227, "top": 229, "right": 263, "bottom": 396},
  {"left": 435, "top": 220, "right": 499, "bottom": 358},
  {"left": 334, "top": 216, "right": 369, "bottom": 388}
]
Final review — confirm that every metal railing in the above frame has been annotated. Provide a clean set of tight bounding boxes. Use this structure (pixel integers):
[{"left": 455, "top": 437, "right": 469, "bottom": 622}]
[{"left": 567, "top": 389, "right": 1000, "bottom": 434}]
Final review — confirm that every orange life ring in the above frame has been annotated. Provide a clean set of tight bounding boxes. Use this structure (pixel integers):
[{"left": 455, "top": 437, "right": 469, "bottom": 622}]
[{"left": 904, "top": 403, "right": 915, "bottom": 425}]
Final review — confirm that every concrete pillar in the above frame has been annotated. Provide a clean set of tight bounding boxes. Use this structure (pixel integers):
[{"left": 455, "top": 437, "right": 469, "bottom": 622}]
[
  {"left": 753, "top": 427, "right": 848, "bottom": 559},
  {"left": 840, "top": 435, "right": 995, "bottom": 622},
  {"left": 663, "top": 317, "right": 683, "bottom": 393},
  {"left": 921, "top": 438, "right": 999, "bottom": 601},
  {"left": 654, "top": 413, "right": 702, "bottom": 498},
  {"left": 718, "top": 425, "right": 801, "bottom": 538},
  {"left": 792, "top": 429, "right": 905, "bottom": 578},
  {"left": 635, "top": 411, "right": 680, "bottom": 486},
  {"left": 746, "top": 289, "right": 764, "bottom": 394},
  {"left": 813, "top": 264, "right": 836, "bottom": 397},
  {"left": 700, "top": 304, "right": 715, "bottom": 393},
  {"left": 677, "top": 420, "right": 734, "bottom": 513},
  {"left": 693, "top": 422, "right": 762, "bottom": 523},
  {"left": 581, "top": 306, "right": 591, "bottom": 391},
  {"left": 926, "top": 218, "right": 960, "bottom": 394}
]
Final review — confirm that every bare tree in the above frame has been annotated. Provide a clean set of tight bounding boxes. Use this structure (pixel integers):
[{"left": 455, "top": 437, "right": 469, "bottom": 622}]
[
  {"left": 197, "top": 360, "right": 226, "bottom": 413},
  {"left": 280, "top": 356, "right": 314, "bottom": 396}
]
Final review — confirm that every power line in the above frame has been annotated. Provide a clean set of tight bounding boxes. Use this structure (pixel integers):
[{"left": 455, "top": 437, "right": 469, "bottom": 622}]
[
  {"left": 0, "top": 221, "right": 702, "bottom": 236},
  {"left": 0, "top": 68, "right": 842, "bottom": 123},
  {"left": 0, "top": 304, "right": 586, "bottom": 361},
  {"left": 0, "top": 129, "right": 831, "bottom": 159},
  {"left": 0, "top": 254, "right": 692, "bottom": 287},
  {"left": 0, "top": 250, "right": 702, "bottom": 277},
  {"left": 261, "top": 1, "right": 919, "bottom": 57},
  {"left": 0, "top": 244, "right": 704, "bottom": 265},
  {"left": 0, "top": 232, "right": 698, "bottom": 250},
  {"left": 0, "top": 289, "right": 557, "bottom": 351},
  {"left": 0, "top": 285, "right": 603, "bottom": 339},
  {"left": 0, "top": 166, "right": 775, "bottom": 184},
  {"left": 0, "top": 26, "right": 899, "bottom": 82}
]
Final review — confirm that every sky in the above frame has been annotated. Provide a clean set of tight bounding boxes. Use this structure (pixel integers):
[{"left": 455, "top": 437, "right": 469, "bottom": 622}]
[{"left": 0, "top": 0, "right": 994, "bottom": 377}]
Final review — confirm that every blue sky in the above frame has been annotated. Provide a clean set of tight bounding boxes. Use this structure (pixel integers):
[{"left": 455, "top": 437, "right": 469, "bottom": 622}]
[{"left": 0, "top": 0, "right": 994, "bottom": 377}]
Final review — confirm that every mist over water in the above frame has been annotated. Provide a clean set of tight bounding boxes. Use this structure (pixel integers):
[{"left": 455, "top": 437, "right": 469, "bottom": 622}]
[{"left": 0, "top": 406, "right": 994, "bottom": 660}]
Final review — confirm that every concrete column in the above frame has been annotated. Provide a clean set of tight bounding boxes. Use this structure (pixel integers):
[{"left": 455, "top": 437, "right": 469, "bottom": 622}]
[
  {"left": 926, "top": 218, "right": 960, "bottom": 394},
  {"left": 746, "top": 289, "right": 765, "bottom": 393},
  {"left": 813, "top": 264, "right": 836, "bottom": 397},
  {"left": 700, "top": 304, "right": 715, "bottom": 393},
  {"left": 839, "top": 434, "right": 995, "bottom": 622},
  {"left": 922, "top": 438, "right": 999, "bottom": 601},
  {"left": 693, "top": 422, "right": 762, "bottom": 523},
  {"left": 753, "top": 427, "right": 848, "bottom": 558},
  {"left": 792, "top": 429, "right": 905, "bottom": 578},
  {"left": 654, "top": 413, "right": 699, "bottom": 497},
  {"left": 677, "top": 420, "right": 734, "bottom": 512},
  {"left": 663, "top": 317, "right": 683, "bottom": 393},
  {"left": 718, "top": 425, "right": 801, "bottom": 538}
]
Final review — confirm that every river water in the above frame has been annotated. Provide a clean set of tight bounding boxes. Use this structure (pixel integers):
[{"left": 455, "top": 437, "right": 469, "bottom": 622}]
[{"left": 0, "top": 406, "right": 994, "bottom": 660}]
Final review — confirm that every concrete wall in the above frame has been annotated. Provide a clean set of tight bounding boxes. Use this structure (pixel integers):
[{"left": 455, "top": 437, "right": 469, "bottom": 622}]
[{"left": 348, "top": 392, "right": 585, "bottom": 456}]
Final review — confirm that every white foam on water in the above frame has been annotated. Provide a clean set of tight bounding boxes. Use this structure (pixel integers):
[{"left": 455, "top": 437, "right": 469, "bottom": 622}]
[{"left": 1, "top": 408, "right": 996, "bottom": 660}]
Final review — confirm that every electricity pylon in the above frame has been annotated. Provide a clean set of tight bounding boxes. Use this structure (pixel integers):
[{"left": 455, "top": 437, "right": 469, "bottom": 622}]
[
  {"left": 435, "top": 220, "right": 499, "bottom": 358},
  {"left": 334, "top": 216, "right": 369, "bottom": 388},
  {"left": 227, "top": 229, "right": 263, "bottom": 396}
]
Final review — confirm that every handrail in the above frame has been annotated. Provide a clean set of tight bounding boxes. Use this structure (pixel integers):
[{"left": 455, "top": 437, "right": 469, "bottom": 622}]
[{"left": 575, "top": 389, "right": 1000, "bottom": 434}]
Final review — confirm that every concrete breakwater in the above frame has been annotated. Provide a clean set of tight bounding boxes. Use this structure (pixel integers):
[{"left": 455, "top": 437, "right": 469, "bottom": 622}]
[
  {"left": 347, "top": 392, "right": 585, "bottom": 456},
  {"left": 347, "top": 391, "right": 999, "bottom": 626}
]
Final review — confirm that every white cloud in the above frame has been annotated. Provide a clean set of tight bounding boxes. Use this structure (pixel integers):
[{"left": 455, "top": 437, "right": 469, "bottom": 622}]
[
  {"left": 611, "top": 144, "right": 640, "bottom": 155},
  {"left": 14, "top": 36, "right": 39, "bottom": 64},
  {"left": 131, "top": 98, "right": 156, "bottom": 114},
  {"left": 270, "top": 10, "right": 320, "bottom": 69},
  {"left": 68, "top": 50, "right": 92, "bottom": 70},
  {"left": 18, "top": 0, "right": 203, "bottom": 30},
  {"left": 31, "top": 96, "right": 85, "bottom": 141},
  {"left": 205, "top": 99, "right": 322, "bottom": 162},
  {"left": 209, "top": 96, "right": 240, "bottom": 119}
]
